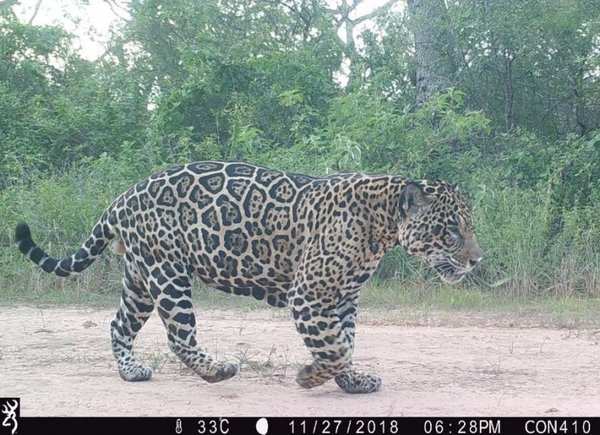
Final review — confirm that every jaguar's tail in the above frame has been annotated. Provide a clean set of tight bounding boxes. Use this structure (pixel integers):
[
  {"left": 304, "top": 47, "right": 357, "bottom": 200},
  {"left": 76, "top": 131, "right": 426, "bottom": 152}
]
[{"left": 15, "top": 212, "right": 115, "bottom": 277}]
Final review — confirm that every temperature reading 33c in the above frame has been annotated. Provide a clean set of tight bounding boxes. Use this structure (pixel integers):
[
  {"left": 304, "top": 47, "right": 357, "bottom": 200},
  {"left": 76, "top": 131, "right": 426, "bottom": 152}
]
[{"left": 197, "top": 418, "right": 230, "bottom": 434}]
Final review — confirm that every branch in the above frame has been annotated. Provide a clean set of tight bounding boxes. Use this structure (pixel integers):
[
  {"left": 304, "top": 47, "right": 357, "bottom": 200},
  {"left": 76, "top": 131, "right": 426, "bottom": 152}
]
[
  {"left": 27, "top": 0, "right": 43, "bottom": 25},
  {"left": 270, "top": 0, "right": 299, "bottom": 14},
  {"left": 266, "top": 0, "right": 319, "bottom": 40},
  {"left": 351, "top": 0, "right": 397, "bottom": 24},
  {"left": 104, "top": 0, "right": 130, "bottom": 22}
]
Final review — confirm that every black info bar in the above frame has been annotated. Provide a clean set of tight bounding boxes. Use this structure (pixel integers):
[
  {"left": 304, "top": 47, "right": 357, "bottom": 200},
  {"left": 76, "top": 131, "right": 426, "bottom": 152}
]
[{"left": 12, "top": 417, "right": 599, "bottom": 435}]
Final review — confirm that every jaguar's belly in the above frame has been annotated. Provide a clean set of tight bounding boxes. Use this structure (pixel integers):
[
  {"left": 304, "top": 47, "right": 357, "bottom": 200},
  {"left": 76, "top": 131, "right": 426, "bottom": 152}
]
[{"left": 190, "top": 257, "right": 293, "bottom": 307}]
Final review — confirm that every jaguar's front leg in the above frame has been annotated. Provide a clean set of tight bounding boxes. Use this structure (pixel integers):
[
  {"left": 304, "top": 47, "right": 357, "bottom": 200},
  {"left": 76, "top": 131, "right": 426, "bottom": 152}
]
[
  {"left": 333, "top": 294, "right": 382, "bottom": 394},
  {"left": 289, "top": 283, "right": 353, "bottom": 389},
  {"left": 335, "top": 366, "right": 382, "bottom": 394}
]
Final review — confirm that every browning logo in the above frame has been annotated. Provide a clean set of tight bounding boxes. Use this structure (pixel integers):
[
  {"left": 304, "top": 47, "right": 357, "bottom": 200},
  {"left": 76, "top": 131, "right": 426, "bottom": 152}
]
[{"left": 0, "top": 399, "right": 19, "bottom": 435}]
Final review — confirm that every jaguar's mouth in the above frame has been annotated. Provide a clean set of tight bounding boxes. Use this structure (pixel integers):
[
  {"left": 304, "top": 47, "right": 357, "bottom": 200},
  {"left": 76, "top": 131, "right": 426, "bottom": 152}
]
[{"left": 432, "top": 261, "right": 467, "bottom": 284}]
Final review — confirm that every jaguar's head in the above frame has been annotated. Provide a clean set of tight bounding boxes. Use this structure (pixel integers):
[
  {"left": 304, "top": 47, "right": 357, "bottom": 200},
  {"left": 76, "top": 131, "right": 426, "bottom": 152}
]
[{"left": 397, "top": 181, "right": 483, "bottom": 283}]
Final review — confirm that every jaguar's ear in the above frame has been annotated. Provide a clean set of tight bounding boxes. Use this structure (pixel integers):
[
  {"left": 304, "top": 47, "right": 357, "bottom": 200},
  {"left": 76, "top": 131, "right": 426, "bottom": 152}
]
[{"left": 399, "top": 182, "right": 434, "bottom": 219}]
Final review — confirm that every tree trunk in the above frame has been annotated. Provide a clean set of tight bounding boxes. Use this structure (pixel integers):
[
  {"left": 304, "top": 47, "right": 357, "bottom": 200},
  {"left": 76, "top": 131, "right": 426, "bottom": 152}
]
[{"left": 407, "top": 0, "right": 457, "bottom": 105}]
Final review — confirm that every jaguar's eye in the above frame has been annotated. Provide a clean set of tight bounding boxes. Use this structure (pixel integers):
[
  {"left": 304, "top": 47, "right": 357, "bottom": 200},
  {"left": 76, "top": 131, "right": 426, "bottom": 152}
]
[{"left": 448, "top": 227, "right": 462, "bottom": 241}]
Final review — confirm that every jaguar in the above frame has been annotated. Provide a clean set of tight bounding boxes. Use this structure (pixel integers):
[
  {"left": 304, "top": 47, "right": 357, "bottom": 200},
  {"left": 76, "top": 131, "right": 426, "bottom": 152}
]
[{"left": 15, "top": 161, "right": 483, "bottom": 394}]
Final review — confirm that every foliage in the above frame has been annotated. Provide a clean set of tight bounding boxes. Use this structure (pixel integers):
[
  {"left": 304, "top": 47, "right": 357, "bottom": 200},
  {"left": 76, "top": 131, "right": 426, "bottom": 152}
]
[
  {"left": 448, "top": 0, "right": 600, "bottom": 136},
  {"left": 0, "top": 0, "right": 599, "bottom": 299},
  {"left": 0, "top": 8, "right": 151, "bottom": 188}
]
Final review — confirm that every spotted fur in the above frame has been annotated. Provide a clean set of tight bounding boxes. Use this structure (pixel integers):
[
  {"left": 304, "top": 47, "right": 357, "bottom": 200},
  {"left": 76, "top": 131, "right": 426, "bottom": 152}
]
[{"left": 15, "top": 161, "right": 482, "bottom": 393}]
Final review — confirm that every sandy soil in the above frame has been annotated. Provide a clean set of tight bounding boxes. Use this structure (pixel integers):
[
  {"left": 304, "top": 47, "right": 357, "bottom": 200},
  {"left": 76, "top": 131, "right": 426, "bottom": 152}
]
[{"left": 0, "top": 306, "right": 598, "bottom": 417}]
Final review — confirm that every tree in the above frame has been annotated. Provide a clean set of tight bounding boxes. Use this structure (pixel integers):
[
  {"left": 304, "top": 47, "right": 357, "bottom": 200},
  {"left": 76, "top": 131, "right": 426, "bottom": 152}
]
[
  {"left": 0, "top": 5, "right": 150, "bottom": 186},
  {"left": 406, "top": 0, "right": 457, "bottom": 105},
  {"left": 450, "top": 0, "right": 600, "bottom": 136},
  {"left": 116, "top": 0, "right": 343, "bottom": 159}
]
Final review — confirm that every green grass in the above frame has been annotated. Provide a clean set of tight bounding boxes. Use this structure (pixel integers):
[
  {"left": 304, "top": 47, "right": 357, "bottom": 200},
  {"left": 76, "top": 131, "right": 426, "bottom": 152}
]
[
  {"left": 359, "top": 279, "right": 600, "bottom": 328},
  {"left": 2, "top": 263, "right": 599, "bottom": 329},
  {"left": 0, "top": 256, "right": 123, "bottom": 307}
]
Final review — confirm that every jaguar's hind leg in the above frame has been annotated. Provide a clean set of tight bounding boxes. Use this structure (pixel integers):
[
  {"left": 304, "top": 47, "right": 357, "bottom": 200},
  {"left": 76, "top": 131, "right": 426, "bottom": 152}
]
[
  {"left": 110, "top": 263, "right": 155, "bottom": 381},
  {"left": 148, "top": 265, "right": 239, "bottom": 383}
]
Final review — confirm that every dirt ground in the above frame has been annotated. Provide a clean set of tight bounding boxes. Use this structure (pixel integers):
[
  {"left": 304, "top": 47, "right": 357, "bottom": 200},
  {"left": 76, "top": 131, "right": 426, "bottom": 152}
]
[{"left": 0, "top": 306, "right": 598, "bottom": 416}]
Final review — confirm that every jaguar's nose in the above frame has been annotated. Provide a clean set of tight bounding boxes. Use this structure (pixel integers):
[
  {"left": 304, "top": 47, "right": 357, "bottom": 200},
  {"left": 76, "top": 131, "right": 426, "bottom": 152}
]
[
  {"left": 468, "top": 246, "right": 484, "bottom": 268},
  {"left": 468, "top": 256, "right": 483, "bottom": 268}
]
